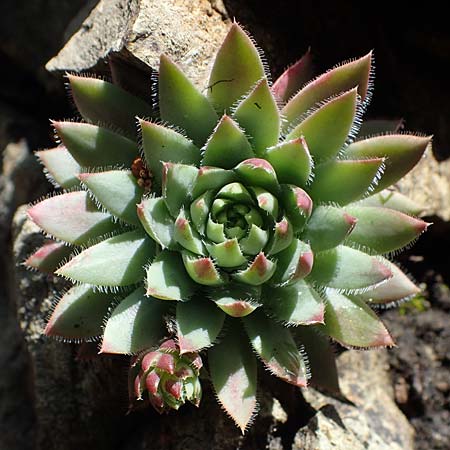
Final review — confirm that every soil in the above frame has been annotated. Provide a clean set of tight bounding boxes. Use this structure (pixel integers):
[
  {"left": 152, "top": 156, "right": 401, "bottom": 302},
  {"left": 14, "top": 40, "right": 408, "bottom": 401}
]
[{"left": 383, "top": 217, "right": 450, "bottom": 450}]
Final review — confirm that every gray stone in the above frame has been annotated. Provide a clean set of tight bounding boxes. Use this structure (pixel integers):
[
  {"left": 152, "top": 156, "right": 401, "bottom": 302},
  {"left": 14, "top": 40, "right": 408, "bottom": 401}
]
[{"left": 299, "top": 351, "right": 415, "bottom": 450}]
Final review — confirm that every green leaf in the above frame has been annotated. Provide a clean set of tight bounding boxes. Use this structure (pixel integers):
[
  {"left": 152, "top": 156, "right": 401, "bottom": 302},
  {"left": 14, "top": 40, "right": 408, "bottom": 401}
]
[
  {"left": 239, "top": 225, "right": 269, "bottom": 256},
  {"left": 67, "top": 74, "right": 153, "bottom": 137},
  {"left": 28, "top": 191, "right": 119, "bottom": 245},
  {"left": 182, "top": 252, "right": 225, "bottom": 286},
  {"left": 279, "top": 185, "right": 312, "bottom": 232},
  {"left": 234, "top": 158, "right": 279, "bottom": 194},
  {"left": 264, "top": 138, "right": 312, "bottom": 188},
  {"left": 101, "top": 287, "right": 167, "bottom": 354},
  {"left": 243, "top": 309, "right": 308, "bottom": 387},
  {"left": 323, "top": 290, "right": 394, "bottom": 348},
  {"left": 24, "top": 241, "right": 72, "bottom": 274},
  {"left": 272, "top": 49, "right": 314, "bottom": 103},
  {"left": 208, "top": 321, "right": 258, "bottom": 433},
  {"left": 207, "top": 23, "right": 266, "bottom": 113},
  {"left": 266, "top": 217, "right": 294, "bottom": 255},
  {"left": 355, "top": 189, "right": 424, "bottom": 216},
  {"left": 309, "top": 245, "right": 392, "bottom": 291},
  {"left": 140, "top": 120, "right": 201, "bottom": 190},
  {"left": 301, "top": 205, "right": 357, "bottom": 252},
  {"left": 271, "top": 239, "right": 313, "bottom": 285},
  {"left": 158, "top": 55, "right": 218, "bottom": 146},
  {"left": 357, "top": 259, "right": 420, "bottom": 304},
  {"left": 344, "top": 205, "right": 429, "bottom": 254},
  {"left": 206, "top": 239, "right": 247, "bottom": 268},
  {"left": 173, "top": 210, "right": 205, "bottom": 255},
  {"left": 217, "top": 182, "right": 254, "bottom": 204},
  {"left": 36, "top": 146, "right": 80, "bottom": 189},
  {"left": 53, "top": 121, "right": 138, "bottom": 168},
  {"left": 294, "top": 326, "right": 341, "bottom": 395},
  {"left": 137, "top": 197, "right": 177, "bottom": 249},
  {"left": 281, "top": 52, "right": 372, "bottom": 131},
  {"left": 208, "top": 285, "right": 261, "bottom": 317},
  {"left": 191, "top": 166, "right": 237, "bottom": 199},
  {"left": 206, "top": 216, "right": 227, "bottom": 243},
  {"left": 309, "top": 158, "right": 384, "bottom": 205},
  {"left": 145, "top": 250, "right": 196, "bottom": 300},
  {"left": 176, "top": 298, "right": 225, "bottom": 353},
  {"left": 249, "top": 186, "right": 279, "bottom": 219},
  {"left": 344, "top": 134, "right": 431, "bottom": 193},
  {"left": 57, "top": 229, "right": 154, "bottom": 286},
  {"left": 233, "top": 252, "right": 276, "bottom": 286},
  {"left": 162, "top": 163, "right": 198, "bottom": 217},
  {"left": 202, "top": 115, "right": 254, "bottom": 169},
  {"left": 263, "top": 280, "right": 324, "bottom": 325},
  {"left": 190, "top": 190, "right": 214, "bottom": 235},
  {"left": 286, "top": 89, "right": 358, "bottom": 161},
  {"left": 233, "top": 78, "right": 280, "bottom": 154},
  {"left": 45, "top": 284, "right": 114, "bottom": 340},
  {"left": 79, "top": 170, "right": 143, "bottom": 226}
]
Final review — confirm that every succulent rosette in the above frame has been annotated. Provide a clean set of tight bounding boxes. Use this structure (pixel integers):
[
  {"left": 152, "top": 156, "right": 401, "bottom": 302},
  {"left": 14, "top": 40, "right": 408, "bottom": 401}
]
[{"left": 27, "top": 23, "right": 431, "bottom": 431}]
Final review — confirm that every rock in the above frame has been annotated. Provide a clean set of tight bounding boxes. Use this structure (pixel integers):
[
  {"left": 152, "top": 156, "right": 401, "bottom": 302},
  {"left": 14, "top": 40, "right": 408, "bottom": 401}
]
[
  {"left": 47, "top": 0, "right": 229, "bottom": 86},
  {"left": 299, "top": 351, "right": 415, "bottom": 450},
  {"left": 398, "top": 151, "right": 450, "bottom": 221}
]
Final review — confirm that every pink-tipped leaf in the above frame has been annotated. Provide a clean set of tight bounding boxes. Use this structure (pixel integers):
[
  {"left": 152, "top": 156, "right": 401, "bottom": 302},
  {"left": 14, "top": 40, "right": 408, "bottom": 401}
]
[{"left": 25, "top": 241, "right": 72, "bottom": 273}]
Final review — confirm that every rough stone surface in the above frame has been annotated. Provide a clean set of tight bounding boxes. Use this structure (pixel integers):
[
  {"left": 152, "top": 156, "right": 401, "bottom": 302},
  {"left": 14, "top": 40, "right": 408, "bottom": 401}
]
[
  {"left": 300, "top": 351, "right": 415, "bottom": 450},
  {"left": 398, "top": 151, "right": 450, "bottom": 221}
]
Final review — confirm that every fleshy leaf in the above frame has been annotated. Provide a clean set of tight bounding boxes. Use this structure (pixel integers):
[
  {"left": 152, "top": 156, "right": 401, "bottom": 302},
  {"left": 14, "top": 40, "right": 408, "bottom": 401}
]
[
  {"left": 28, "top": 191, "right": 118, "bottom": 245},
  {"left": 239, "top": 225, "right": 269, "bottom": 256},
  {"left": 101, "top": 287, "right": 167, "bottom": 354},
  {"left": 233, "top": 78, "right": 280, "bottom": 154},
  {"left": 264, "top": 138, "right": 312, "bottom": 187},
  {"left": 280, "top": 185, "right": 313, "bottom": 232},
  {"left": 272, "top": 49, "right": 314, "bottom": 103},
  {"left": 67, "top": 74, "right": 153, "bottom": 136},
  {"left": 294, "top": 326, "right": 341, "bottom": 395},
  {"left": 233, "top": 252, "right": 276, "bottom": 286},
  {"left": 323, "top": 290, "right": 394, "bottom": 348},
  {"left": 145, "top": 250, "right": 195, "bottom": 300},
  {"left": 140, "top": 120, "right": 201, "bottom": 190},
  {"left": 206, "top": 239, "right": 247, "bottom": 268},
  {"left": 208, "top": 321, "right": 258, "bottom": 433},
  {"left": 271, "top": 239, "right": 313, "bottom": 285},
  {"left": 190, "top": 190, "right": 214, "bottom": 236},
  {"left": 234, "top": 158, "right": 279, "bottom": 194},
  {"left": 266, "top": 217, "right": 294, "bottom": 255},
  {"left": 344, "top": 135, "right": 431, "bottom": 193},
  {"left": 281, "top": 52, "right": 372, "bottom": 131},
  {"left": 309, "top": 158, "right": 384, "bottom": 205},
  {"left": 209, "top": 285, "right": 261, "bottom": 317},
  {"left": 355, "top": 189, "right": 424, "bottom": 216},
  {"left": 344, "top": 205, "right": 429, "bottom": 254},
  {"left": 24, "top": 241, "right": 72, "bottom": 274},
  {"left": 174, "top": 210, "right": 205, "bottom": 255},
  {"left": 45, "top": 284, "right": 114, "bottom": 340},
  {"left": 191, "top": 166, "right": 237, "bottom": 199},
  {"left": 53, "top": 121, "right": 137, "bottom": 167},
  {"left": 202, "top": 116, "right": 254, "bottom": 169},
  {"left": 301, "top": 205, "right": 357, "bottom": 252},
  {"left": 137, "top": 197, "right": 177, "bottom": 249},
  {"left": 309, "top": 245, "right": 392, "bottom": 291},
  {"left": 176, "top": 298, "right": 225, "bottom": 353},
  {"left": 263, "top": 280, "right": 324, "bottom": 325},
  {"left": 286, "top": 89, "right": 358, "bottom": 160},
  {"left": 207, "top": 23, "right": 265, "bottom": 113},
  {"left": 158, "top": 55, "right": 218, "bottom": 146},
  {"left": 162, "top": 163, "right": 198, "bottom": 217},
  {"left": 358, "top": 259, "right": 420, "bottom": 304},
  {"left": 36, "top": 146, "right": 80, "bottom": 189},
  {"left": 79, "top": 170, "right": 143, "bottom": 226},
  {"left": 57, "top": 230, "right": 154, "bottom": 286},
  {"left": 243, "top": 309, "right": 308, "bottom": 387},
  {"left": 182, "top": 252, "right": 224, "bottom": 286}
]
